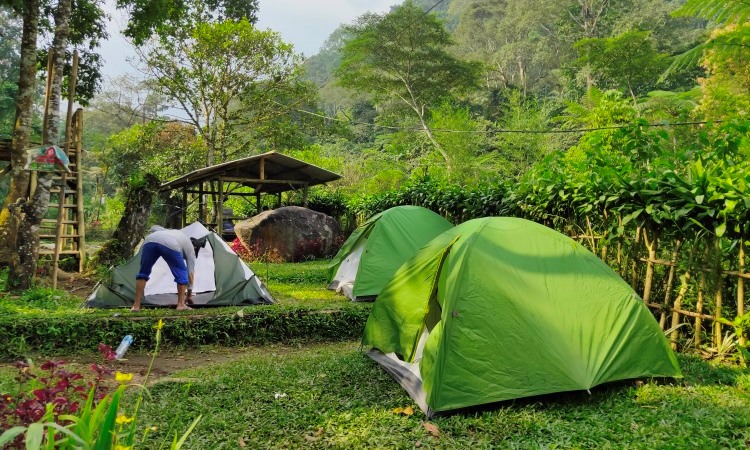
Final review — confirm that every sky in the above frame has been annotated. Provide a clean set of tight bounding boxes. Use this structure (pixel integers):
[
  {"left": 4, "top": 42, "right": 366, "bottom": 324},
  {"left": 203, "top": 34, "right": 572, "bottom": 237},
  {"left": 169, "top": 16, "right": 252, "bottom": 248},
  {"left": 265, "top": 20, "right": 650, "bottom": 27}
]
[{"left": 98, "top": 0, "right": 399, "bottom": 80}]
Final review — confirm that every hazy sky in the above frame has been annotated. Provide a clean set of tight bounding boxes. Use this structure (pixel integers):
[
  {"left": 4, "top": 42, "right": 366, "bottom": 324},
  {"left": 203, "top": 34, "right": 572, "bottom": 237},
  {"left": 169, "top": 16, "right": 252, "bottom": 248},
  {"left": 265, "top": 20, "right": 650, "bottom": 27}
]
[{"left": 98, "top": 0, "right": 399, "bottom": 79}]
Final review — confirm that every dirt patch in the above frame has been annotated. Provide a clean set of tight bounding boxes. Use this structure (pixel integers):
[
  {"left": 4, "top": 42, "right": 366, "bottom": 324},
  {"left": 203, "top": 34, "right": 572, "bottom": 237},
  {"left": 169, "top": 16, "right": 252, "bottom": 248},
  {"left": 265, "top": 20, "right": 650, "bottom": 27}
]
[
  {"left": 0, "top": 347, "right": 257, "bottom": 388},
  {"left": 31, "top": 269, "right": 99, "bottom": 299}
]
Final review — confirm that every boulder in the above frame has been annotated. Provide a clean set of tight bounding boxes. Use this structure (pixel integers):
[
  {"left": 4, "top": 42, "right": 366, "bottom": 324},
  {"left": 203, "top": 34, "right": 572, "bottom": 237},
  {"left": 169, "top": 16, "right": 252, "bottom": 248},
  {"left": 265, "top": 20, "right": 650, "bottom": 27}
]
[{"left": 234, "top": 206, "right": 342, "bottom": 262}]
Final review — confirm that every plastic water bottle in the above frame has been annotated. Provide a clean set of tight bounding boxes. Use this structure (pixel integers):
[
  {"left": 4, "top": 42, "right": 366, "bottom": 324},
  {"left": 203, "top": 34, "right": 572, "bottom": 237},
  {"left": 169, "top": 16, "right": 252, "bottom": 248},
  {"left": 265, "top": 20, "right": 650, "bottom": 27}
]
[{"left": 115, "top": 335, "right": 134, "bottom": 359}]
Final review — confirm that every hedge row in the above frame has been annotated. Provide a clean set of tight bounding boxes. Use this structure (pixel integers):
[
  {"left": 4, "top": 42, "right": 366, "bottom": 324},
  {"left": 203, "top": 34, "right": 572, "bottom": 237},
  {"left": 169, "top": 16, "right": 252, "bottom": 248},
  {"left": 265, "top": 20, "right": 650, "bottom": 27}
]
[{"left": 0, "top": 307, "right": 371, "bottom": 361}]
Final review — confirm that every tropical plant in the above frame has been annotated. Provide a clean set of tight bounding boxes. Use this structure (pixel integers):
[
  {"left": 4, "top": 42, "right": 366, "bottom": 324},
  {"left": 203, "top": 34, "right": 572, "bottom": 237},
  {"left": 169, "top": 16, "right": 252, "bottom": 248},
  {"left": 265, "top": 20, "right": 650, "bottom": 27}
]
[{"left": 0, "top": 319, "right": 201, "bottom": 449}]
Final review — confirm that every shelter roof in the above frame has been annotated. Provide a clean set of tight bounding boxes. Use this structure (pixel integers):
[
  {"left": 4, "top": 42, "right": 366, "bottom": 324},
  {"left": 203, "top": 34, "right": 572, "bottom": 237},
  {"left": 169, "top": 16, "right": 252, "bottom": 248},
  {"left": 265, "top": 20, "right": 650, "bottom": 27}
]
[{"left": 159, "top": 151, "right": 342, "bottom": 194}]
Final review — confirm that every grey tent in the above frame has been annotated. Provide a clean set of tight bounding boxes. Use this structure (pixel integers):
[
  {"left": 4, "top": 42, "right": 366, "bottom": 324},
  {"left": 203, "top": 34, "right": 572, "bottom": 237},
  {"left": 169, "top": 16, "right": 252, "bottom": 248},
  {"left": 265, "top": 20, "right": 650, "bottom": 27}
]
[{"left": 87, "top": 222, "right": 274, "bottom": 307}]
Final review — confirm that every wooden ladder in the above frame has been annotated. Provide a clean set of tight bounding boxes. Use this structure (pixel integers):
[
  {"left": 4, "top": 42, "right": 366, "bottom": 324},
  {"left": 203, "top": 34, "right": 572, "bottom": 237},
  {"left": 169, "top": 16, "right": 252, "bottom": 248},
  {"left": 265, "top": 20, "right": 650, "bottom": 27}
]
[{"left": 39, "top": 108, "right": 86, "bottom": 278}]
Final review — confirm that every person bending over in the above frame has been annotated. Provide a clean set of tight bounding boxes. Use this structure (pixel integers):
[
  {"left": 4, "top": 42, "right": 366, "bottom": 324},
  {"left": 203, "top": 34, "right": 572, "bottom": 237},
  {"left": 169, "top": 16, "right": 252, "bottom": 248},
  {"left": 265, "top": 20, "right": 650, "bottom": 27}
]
[{"left": 131, "top": 225, "right": 205, "bottom": 312}]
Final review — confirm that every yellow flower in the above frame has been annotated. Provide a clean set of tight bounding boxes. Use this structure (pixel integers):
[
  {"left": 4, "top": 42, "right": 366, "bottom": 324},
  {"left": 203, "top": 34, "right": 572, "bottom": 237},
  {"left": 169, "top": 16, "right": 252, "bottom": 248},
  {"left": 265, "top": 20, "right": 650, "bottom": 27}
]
[
  {"left": 154, "top": 319, "right": 164, "bottom": 330},
  {"left": 115, "top": 415, "right": 134, "bottom": 425},
  {"left": 115, "top": 371, "right": 133, "bottom": 383},
  {"left": 114, "top": 446, "right": 132, "bottom": 450}
]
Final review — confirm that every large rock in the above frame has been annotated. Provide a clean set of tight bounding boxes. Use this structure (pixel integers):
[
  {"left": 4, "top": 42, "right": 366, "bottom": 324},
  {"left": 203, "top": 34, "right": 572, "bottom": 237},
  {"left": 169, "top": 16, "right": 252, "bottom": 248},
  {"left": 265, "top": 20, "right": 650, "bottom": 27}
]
[{"left": 234, "top": 206, "right": 342, "bottom": 262}]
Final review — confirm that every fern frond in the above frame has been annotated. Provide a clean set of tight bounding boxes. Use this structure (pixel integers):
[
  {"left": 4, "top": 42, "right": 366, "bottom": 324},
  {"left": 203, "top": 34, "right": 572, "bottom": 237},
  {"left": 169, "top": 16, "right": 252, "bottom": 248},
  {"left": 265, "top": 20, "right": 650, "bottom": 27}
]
[{"left": 674, "top": 0, "right": 750, "bottom": 25}]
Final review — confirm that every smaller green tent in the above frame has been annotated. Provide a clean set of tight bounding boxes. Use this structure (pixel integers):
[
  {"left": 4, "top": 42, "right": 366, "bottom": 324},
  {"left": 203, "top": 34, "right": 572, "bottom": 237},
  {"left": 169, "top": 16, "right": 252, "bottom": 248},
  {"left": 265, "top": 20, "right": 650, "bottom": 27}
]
[
  {"left": 363, "top": 217, "right": 681, "bottom": 416},
  {"left": 87, "top": 222, "right": 274, "bottom": 308},
  {"left": 328, "top": 206, "right": 452, "bottom": 301}
]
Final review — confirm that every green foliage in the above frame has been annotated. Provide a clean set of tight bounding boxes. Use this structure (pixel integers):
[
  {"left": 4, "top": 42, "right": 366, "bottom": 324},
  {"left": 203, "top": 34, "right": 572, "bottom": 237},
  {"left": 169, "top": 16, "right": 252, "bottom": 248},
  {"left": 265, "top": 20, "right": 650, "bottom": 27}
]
[
  {"left": 575, "top": 30, "right": 670, "bottom": 100},
  {"left": 117, "top": 0, "right": 259, "bottom": 46},
  {"left": 337, "top": 2, "right": 480, "bottom": 107},
  {"left": 142, "top": 17, "right": 306, "bottom": 163},
  {"left": 667, "top": 0, "right": 750, "bottom": 81},
  {"left": 0, "top": 320, "right": 201, "bottom": 449}
]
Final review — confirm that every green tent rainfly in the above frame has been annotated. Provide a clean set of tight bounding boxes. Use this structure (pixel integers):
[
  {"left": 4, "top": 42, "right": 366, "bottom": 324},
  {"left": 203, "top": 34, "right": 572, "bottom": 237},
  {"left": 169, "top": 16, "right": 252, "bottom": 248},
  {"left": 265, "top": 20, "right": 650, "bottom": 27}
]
[
  {"left": 363, "top": 217, "right": 682, "bottom": 416},
  {"left": 328, "top": 205, "right": 453, "bottom": 301},
  {"left": 87, "top": 222, "right": 274, "bottom": 308}
]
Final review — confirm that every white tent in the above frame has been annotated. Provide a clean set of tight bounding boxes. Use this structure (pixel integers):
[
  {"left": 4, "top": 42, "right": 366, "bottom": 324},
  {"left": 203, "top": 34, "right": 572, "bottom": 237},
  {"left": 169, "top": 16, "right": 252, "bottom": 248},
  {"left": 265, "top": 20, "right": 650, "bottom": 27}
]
[{"left": 87, "top": 222, "right": 274, "bottom": 308}]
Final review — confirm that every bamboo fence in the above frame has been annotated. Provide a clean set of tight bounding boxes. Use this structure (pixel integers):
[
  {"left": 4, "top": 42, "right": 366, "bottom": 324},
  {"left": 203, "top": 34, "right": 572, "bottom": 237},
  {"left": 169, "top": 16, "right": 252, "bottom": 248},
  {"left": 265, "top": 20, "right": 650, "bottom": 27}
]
[{"left": 573, "top": 218, "right": 748, "bottom": 353}]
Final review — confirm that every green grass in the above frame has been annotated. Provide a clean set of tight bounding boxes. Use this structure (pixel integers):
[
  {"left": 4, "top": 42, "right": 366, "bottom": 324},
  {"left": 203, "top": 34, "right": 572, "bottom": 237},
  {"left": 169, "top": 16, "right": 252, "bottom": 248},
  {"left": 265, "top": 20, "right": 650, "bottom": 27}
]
[
  {"left": 3, "top": 261, "right": 750, "bottom": 448},
  {"left": 0, "top": 260, "right": 343, "bottom": 315},
  {"left": 127, "top": 343, "right": 750, "bottom": 449},
  {"left": 263, "top": 260, "right": 343, "bottom": 307}
]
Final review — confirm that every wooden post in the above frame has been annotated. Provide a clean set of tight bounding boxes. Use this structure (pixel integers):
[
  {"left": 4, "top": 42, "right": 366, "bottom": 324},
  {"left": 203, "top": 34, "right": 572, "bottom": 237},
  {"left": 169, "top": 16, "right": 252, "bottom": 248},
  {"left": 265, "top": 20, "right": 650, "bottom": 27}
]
[
  {"left": 255, "top": 193, "right": 261, "bottom": 213},
  {"left": 276, "top": 192, "right": 281, "bottom": 208},
  {"left": 181, "top": 187, "right": 187, "bottom": 227},
  {"left": 52, "top": 50, "right": 78, "bottom": 288},
  {"left": 739, "top": 238, "right": 746, "bottom": 346},
  {"left": 303, "top": 184, "right": 309, "bottom": 207},
  {"left": 198, "top": 181, "right": 205, "bottom": 223},
  {"left": 660, "top": 240, "right": 681, "bottom": 329},
  {"left": 217, "top": 177, "right": 224, "bottom": 234},
  {"left": 74, "top": 110, "right": 85, "bottom": 271},
  {"left": 259, "top": 157, "right": 265, "bottom": 180},
  {"left": 641, "top": 228, "right": 658, "bottom": 305},
  {"left": 41, "top": 53, "right": 54, "bottom": 144}
]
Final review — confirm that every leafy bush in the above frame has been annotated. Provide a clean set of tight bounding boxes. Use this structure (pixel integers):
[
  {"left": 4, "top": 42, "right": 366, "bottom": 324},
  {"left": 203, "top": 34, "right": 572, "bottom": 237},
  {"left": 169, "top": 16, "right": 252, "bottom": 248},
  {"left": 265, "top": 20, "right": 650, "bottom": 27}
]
[
  {"left": 0, "top": 320, "right": 200, "bottom": 449},
  {"left": 0, "top": 307, "right": 370, "bottom": 361}
]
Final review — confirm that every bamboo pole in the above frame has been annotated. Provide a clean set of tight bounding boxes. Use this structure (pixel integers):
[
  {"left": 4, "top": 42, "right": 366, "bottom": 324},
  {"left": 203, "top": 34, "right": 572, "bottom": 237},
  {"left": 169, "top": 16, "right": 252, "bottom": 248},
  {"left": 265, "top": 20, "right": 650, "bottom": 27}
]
[
  {"left": 585, "top": 215, "right": 596, "bottom": 252},
  {"left": 617, "top": 214, "right": 623, "bottom": 274},
  {"left": 712, "top": 239, "right": 724, "bottom": 348},
  {"left": 739, "top": 239, "right": 746, "bottom": 346},
  {"left": 660, "top": 240, "right": 681, "bottom": 329},
  {"left": 641, "top": 228, "right": 658, "bottom": 305},
  {"left": 694, "top": 245, "right": 708, "bottom": 349},
  {"left": 600, "top": 210, "right": 608, "bottom": 263},
  {"left": 670, "top": 270, "right": 691, "bottom": 350},
  {"left": 713, "top": 277, "right": 724, "bottom": 348},
  {"left": 631, "top": 226, "right": 642, "bottom": 287}
]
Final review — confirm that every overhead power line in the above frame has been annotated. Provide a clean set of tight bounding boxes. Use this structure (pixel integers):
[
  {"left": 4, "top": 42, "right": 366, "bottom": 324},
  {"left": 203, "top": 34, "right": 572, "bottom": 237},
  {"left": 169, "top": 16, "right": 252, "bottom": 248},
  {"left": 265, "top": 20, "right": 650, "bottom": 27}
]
[{"left": 288, "top": 104, "right": 719, "bottom": 134}]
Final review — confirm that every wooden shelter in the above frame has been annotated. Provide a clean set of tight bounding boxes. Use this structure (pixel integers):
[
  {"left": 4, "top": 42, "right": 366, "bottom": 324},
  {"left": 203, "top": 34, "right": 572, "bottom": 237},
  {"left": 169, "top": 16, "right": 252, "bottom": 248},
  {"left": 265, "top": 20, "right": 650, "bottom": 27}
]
[{"left": 159, "top": 151, "right": 342, "bottom": 229}]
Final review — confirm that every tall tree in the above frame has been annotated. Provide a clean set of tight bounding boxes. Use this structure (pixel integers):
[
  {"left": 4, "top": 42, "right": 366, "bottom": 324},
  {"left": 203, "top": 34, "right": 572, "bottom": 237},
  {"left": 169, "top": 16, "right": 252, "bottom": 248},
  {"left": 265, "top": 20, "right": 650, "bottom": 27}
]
[
  {"left": 0, "top": 0, "right": 40, "bottom": 288},
  {"left": 453, "top": 0, "right": 567, "bottom": 95},
  {"left": 337, "top": 1, "right": 481, "bottom": 171},
  {"left": 575, "top": 31, "right": 670, "bottom": 102},
  {"left": 137, "top": 18, "right": 304, "bottom": 164},
  {"left": 0, "top": 7, "right": 22, "bottom": 135}
]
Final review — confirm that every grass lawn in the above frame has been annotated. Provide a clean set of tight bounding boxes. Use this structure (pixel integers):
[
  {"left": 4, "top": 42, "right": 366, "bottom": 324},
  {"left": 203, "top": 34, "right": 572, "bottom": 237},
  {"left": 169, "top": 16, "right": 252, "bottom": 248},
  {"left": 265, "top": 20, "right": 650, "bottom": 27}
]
[
  {"left": 2, "top": 261, "right": 750, "bottom": 448},
  {"left": 126, "top": 342, "right": 750, "bottom": 449}
]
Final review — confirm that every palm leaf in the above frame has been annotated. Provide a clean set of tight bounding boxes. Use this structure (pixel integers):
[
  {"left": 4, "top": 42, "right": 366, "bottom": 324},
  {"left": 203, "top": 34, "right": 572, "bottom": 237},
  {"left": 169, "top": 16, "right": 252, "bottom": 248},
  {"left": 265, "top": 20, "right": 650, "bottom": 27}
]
[{"left": 675, "top": 0, "right": 750, "bottom": 24}]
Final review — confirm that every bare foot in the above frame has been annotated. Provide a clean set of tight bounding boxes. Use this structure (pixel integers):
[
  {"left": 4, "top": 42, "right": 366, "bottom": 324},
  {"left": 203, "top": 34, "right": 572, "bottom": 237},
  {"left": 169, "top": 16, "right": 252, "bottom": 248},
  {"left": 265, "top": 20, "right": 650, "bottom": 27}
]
[
  {"left": 186, "top": 297, "right": 195, "bottom": 306},
  {"left": 130, "top": 307, "right": 140, "bottom": 312},
  {"left": 176, "top": 305, "right": 193, "bottom": 311}
]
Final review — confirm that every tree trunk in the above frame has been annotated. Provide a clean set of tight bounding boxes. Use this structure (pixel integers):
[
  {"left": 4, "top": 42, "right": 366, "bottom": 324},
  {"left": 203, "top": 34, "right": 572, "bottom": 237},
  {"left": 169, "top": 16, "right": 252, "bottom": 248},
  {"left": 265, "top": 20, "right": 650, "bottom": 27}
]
[
  {"left": 8, "top": 175, "right": 53, "bottom": 290},
  {"left": 7, "top": 0, "right": 73, "bottom": 290},
  {"left": 45, "top": 0, "right": 73, "bottom": 143},
  {"left": 416, "top": 108, "right": 451, "bottom": 172},
  {"left": 88, "top": 174, "right": 161, "bottom": 269},
  {"left": 0, "top": 0, "right": 40, "bottom": 264}
]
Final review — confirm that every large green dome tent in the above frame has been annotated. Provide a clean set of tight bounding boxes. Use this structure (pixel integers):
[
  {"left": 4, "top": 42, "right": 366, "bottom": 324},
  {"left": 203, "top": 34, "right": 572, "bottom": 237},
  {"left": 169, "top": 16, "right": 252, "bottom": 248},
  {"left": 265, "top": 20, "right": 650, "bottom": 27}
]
[
  {"left": 327, "top": 205, "right": 452, "bottom": 301},
  {"left": 87, "top": 222, "right": 274, "bottom": 308},
  {"left": 363, "top": 217, "right": 681, "bottom": 416}
]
